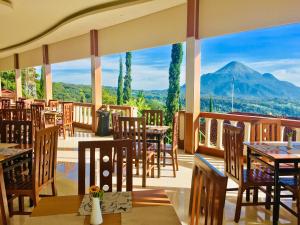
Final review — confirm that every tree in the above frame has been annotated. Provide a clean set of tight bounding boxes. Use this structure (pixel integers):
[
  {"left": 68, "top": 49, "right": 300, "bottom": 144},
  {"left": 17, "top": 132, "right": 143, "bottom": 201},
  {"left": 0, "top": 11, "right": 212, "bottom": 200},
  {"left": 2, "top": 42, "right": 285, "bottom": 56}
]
[
  {"left": 117, "top": 56, "right": 123, "bottom": 105},
  {"left": 165, "top": 43, "right": 183, "bottom": 125},
  {"left": 209, "top": 95, "right": 214, "bottom": 112},
  {"left": 79, "top": 89, "right": 86, "bottom": 103},
  {"left": 38, "top": 66, "right": 45, "bottom": 99},
  {"left": 123, "top": 52, "right": 132, "bottom": 103}
]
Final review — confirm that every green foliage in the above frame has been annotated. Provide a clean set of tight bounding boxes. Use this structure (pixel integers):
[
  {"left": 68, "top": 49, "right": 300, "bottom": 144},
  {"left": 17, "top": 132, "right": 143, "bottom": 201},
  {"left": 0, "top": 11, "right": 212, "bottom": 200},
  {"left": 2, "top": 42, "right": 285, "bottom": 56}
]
[
  {"left": 127, "top": 91, "right": 150, "bottom": 116},
  {"left": 123, "top": 52, "right": 132, "bottom": 103},
  {"left": 166, "top": 43, "right": 183, "bottom": 125},
  {"left": 38, "top": 66, "right": 45, "bottom": 99},
  {"left": 117, "top": 56, "right": 123, "bottom": 105},
  {"left": 79, "top": 89, "right": 86, "bottom": 103},
  {"left": 1, "top": 70, "right": 16, "bottom": 91}
]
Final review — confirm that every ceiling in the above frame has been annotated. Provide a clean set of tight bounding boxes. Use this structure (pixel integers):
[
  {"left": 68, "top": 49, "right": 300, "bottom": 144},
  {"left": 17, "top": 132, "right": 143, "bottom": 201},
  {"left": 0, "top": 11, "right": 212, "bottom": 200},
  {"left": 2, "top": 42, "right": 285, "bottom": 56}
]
[{"left": 0, "top": 0, "right": 185, "bottom": 57}]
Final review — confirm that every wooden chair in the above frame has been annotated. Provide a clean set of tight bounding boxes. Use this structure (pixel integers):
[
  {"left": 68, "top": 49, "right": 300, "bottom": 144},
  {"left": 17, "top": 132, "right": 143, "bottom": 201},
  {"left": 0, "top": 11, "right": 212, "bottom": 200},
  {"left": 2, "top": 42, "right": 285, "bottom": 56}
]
[
  {"left": 34, "top": 99, "right": 46, "bottom": 106},
  {"left": 31, "top": 103, "right": 45, "bottom": 131},
  {"left": 0, "top": 120, "right": 33, "bottom": 144},
  {"left": 15, "top": 101, "right": 25, "bottom": 109},
  {"left": 48, "top": 100, "right": 59, "bottom": 111},
  {"left": 78, "top": 139, "right": 133, "bottom": 194},
  {"left": 0, "top": 109, "right": 30, "bottom": 121},
  {"left": 0, "top": 164, "right": 9, "bottom": 225},
  {"left": 279, "top": 176, "right": 300, "bottom": 224},
  {"left": 142, "top": 110, "right": 163, "bottom": 126},
  {"left": 57, "top": 102, "right": 74, "bottom": 139},
  {"left": 1, "top": 99, "right": 10, "bottom": 109},
  {"left": 159, "top": 112, "right": 179, "bottom": 177},
  {"left": 118, "top": 116, "right": 155, "bottom": 187},
  {"left": 250, "top": 119, "right": 281, "bottom": 142},
  {"left": 111, "top": 112, "right": 121, "bottom": 140},
  {"left": 5, "top": 126, "right": 59, "bottom": 214},
  {"left": 223, "top": 124, "right": 274, "bottom": 222},
  {"left": 189, "top": 154, "right": 228, "bottom": 225}
]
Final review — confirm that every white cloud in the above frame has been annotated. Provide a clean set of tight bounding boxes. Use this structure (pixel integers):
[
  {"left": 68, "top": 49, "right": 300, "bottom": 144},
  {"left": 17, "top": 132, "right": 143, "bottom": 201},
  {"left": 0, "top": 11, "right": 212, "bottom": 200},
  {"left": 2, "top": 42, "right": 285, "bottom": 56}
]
[{"left": 248, "top": 58, "right": 300, "bottom": 87}]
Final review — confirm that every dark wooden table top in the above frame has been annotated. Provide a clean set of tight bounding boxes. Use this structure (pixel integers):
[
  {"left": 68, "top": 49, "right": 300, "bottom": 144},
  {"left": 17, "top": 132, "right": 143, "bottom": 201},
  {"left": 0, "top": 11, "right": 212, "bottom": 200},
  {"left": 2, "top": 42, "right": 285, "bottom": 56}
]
[{"left": 244, "top": 142, "right": 300, "bottom": 161}]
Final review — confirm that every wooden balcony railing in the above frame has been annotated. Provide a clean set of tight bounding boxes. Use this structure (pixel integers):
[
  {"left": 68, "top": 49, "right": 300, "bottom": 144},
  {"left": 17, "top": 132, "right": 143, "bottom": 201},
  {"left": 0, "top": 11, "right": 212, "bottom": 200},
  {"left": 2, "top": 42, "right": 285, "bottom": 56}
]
[
  {"left": 73, "top": 103, "right": 94, "bottom": 130},
  {"left": 100, "top": 104, "right": 137, "bottom": 117},
  {"left": 197, "top": 112, "right": 300, "bottom": 157}
]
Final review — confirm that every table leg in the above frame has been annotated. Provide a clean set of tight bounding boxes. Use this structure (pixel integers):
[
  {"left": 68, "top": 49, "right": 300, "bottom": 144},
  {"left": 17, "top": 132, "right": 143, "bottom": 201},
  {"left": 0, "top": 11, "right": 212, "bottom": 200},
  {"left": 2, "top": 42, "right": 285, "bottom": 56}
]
[
  {"left": 273, "top": 162, "right": 279, "bottom": 225},
  {"left": 157, "top": 136, "right": 161, "bottom": 178},
  {"left": 246, "top": 147, "right": 251, "bottom": 202},
  {"left": 0, "top": 165, "right": 10, "bottom": 225}
]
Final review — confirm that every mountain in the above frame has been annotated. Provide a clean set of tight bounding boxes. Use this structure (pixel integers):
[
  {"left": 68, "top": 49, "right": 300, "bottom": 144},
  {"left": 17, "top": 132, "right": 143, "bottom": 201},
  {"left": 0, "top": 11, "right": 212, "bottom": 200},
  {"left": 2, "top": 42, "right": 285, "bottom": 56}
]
[{"left": 197, "top": 61, "right": 300, "bottom": 99}]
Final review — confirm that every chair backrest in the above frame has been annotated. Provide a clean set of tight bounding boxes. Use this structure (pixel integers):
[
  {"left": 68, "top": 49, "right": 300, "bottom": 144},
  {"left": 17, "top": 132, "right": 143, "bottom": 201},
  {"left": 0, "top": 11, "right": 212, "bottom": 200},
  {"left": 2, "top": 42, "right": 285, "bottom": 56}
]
[
  {"left": 0, "top": 120, "right": 33, "bottom": 144},
  {"left": 111, "top": 112, "right": 121, "bottom": 139},
  {"left": 78, "top": 139, "right": 133, "bottom": 194},
  {"left": 0, "top": 164, "right": 9, "bottom": 225},
  {"left": 34, "top": 99, "right": 46, "bottom": 106},
  {"left": 118, "top": 117, "right": 146, "bottom": 162},
  {"left": 223, "top": 124, "right": 244, "bottom": 185},
  {"left": 250, "top": 119, "right": 281, "bottom": 142},
  {"left": 189, "top": 154, "right": 228, "bottom": 225},
  {"left": 31, "top": 103, "right": 45, "bottom": 130},
  {"left": 33, "top": 126, "right": 59, "bottom": 190},
  {"left": 142, "top": 110, "right": 163, "bottom": 126},
  {"left": 49, "top": 100, "right": 59, "bottom": 111},
  {"left": 172, "top": 112, "right": 179, "bottom": 151},
  {"left": 62, "top": 102, "right": 73, "bottom": 125},
  {"left": 1, "top": 99, "right": 10, "bottom": 109},
  {"left": 15, "top": 101, "right": 25, "bottom": 109},
  {"left": 0, "top": 109, "right": 29, "bottom": 121}
]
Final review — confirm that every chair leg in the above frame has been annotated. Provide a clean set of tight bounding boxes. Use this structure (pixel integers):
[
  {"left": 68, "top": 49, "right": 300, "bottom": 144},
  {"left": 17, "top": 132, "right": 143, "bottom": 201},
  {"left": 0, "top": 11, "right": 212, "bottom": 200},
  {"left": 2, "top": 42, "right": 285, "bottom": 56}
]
[
  {"left": 8, "top": 199, "right": 13, "bottom": 217},
  {"left": 253, "top": 187, "right": 258, "bottom": 203},
  {"left": 18, "top": 196, "right": 24, "bottom": 212},
  {"left": 32, "top": 193, "right": 39, "bottom": 207},
  {"left": 175, "top": 149, "right": 179, "bottom": 171},
  {"left": 63, "top": 127, "right": 66, "bottom": 139},
  {"left": 52, "top": 181, "right": 57, "bottom": 196},
  {"left": 171, "top": 152, "right": 176, "bottom": 177},
  {"left": 234, "top": 188, "right": 244, "bottom": 223},
  {"left": 151, "top": 154, "right": 155, "bottom": 178},
  {"left": 246, "top": 188, "right": 250, "bottom": 202},
  {"left": 265, "top": 186, "right": 272, "bottom": 210}
]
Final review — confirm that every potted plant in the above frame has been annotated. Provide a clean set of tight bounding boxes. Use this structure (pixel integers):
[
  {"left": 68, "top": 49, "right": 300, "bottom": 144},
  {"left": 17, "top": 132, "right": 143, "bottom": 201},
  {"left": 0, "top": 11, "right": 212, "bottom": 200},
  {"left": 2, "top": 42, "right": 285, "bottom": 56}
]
[
  {"left": 287, "top": 131, "right": 293, "bottom": 149},
  {"left": 89, "top": 185, "right": 104, "bottom": 225}
]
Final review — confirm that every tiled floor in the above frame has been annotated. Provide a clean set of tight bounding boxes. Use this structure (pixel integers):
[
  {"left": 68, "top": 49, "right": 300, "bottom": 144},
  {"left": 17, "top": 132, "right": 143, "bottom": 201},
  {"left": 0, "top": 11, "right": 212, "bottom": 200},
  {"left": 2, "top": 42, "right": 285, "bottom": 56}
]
[{"left": 10, "top": 129, "right": 298, "bottom": 224}]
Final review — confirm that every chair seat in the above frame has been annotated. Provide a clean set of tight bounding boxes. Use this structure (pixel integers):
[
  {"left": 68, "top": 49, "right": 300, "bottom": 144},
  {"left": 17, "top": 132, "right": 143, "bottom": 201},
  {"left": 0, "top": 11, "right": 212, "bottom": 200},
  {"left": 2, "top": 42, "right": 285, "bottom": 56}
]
[{"left": 243, "top": 169, "right": 274, "bottom": 186}]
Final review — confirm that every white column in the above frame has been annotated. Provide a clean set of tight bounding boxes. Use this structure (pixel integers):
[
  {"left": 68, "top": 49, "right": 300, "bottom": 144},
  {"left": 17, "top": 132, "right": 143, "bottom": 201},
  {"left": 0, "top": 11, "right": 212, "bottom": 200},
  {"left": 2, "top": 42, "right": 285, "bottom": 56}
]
[
  {"left": 216, "top": 119, "right": 224, "bottom": 150},
  {"left": 205, "top": 118, "right": 212, "bottom": 147}
]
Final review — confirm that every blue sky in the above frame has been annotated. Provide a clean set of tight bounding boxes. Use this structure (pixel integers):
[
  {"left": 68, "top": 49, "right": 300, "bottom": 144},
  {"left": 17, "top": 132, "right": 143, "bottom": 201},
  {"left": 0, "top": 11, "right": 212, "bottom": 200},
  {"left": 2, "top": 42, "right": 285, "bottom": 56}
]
[{"left": 51, "top": 22, "right": 300, "bottom": 89}]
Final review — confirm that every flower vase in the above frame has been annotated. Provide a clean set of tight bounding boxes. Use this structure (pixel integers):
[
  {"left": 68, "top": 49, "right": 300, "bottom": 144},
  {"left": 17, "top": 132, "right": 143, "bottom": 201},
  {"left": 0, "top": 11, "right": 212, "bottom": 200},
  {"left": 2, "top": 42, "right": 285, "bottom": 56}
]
[
  {"left": 288, "top": 136, "right": 293, "bottom": 149},
  {"left": 90, "top": 197, "right": 103, "bottom": 225}
]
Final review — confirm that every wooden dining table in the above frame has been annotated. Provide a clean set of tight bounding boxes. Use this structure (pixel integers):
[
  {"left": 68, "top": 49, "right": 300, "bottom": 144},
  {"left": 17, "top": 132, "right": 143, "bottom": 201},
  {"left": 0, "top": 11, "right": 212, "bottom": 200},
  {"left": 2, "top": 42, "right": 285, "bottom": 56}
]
[
  {"left": 44, "top": 110, "right": 62, "bottom": 126},
  {"left": 26, "top": 189, "right": 181, "bottom": 225},
  {"left": 0, "top": 143, "right": 33, "bottom": 225},
  {"left": 146, "top": 125, "right": 169, "bottom": 178},
  {"left": 245, "top": 141, "right": 300, "bottom": 225}
]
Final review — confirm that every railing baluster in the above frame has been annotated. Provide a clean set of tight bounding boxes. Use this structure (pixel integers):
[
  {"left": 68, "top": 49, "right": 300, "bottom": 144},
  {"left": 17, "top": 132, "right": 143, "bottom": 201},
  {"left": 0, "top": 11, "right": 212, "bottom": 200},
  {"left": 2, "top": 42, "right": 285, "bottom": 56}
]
[
  {"left": 296, "top": 128, "right": 300, "bottom": 141},
  {"left": 216, "top": 119, "right": 224, "bottom": 150},
  {"left": 280, "top": 126, "right": 285, "bottom": 142},
  {"left": 79, "top": 106, "right": 83, "bottom": 123},
  {"left": 205, "top": 118, "right": 212, "bottom": 147},
  {"left": 83, "top": 107, "right": 87, "bottom": 124},
  {"left": 87, "top": 107, "right": 92, "bottom": 125}
]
